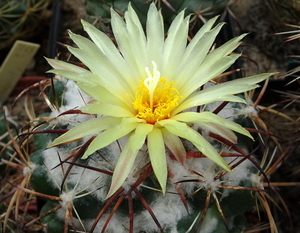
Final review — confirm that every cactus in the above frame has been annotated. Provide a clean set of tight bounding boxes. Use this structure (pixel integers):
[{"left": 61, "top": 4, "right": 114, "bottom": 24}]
[
  {"left": 26, "top": 77, "right": 262, "bottom": 233},
  {"left": 26, "top": 2, "right": 273, "bottom": 232},
  {"left": 1, "top": 2, "right": 287, "bottom": 233},
  {"left": 84, "top": 0, "right": 229, "bottom": 30},
  {"left": 0, "top": 0, "right": 49, "bottom": 49}
]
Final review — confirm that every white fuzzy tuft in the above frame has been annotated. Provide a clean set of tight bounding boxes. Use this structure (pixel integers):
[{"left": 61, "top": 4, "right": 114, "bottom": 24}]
[
  {"left": 42, "top": 146, "right": 71, "bottom": 186},
  {"left": 86, "top": 212, "right": 129, "bottom": 233},
  {"left": 200, "top": 217, "right": 218, "bottom": 233},
  {"left": 239, "top": 105, "right": 258, "bottom": 117},
  {"left": 221, "top": 156, "right": 255, "bottom": 197},
  {"left": 48, "top": 77, "right": 92, "bottom": 128},
  {"left": 250, "top": 173, "right": 264, "bottom": 190},
  {"left": 23, "top": 162, "right": 36, "bottom": 175},
  {"left": 134, "top": 189, "right": 190, "bottom": 232},
  {"left": 60, "top": 190, "right": 76, "bottom": 209}
]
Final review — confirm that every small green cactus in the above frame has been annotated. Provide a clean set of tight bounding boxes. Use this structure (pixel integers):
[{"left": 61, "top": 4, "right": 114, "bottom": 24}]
[
  {"left": 85, "top": 0, "right": 228, "bottom": 29},
  {"left": 0, "top": 0, "right": 49, "bottom": 49}
]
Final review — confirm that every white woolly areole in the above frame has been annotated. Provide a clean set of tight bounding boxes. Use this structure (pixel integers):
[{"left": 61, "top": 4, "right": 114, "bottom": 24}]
[
  {"left": 250, "top": 173, "right": 264, "bottom": 190},
  {"left": 134, "top": 188, "right": 190, "bottom": 232},
  {"left": 221, "top": 156, "right": 255, "bottom": 197},
  {"left": 60, "top": 190, "right": 76, "bottom": 209},
  {"left": 58, "top": 76, "right": 91, "bottom": 109},
  {"left": 23, "top": 162, "right": 36, "bottom": 175},
  {"left": 69, "top": 156, "right": 111, "bottom": 202},
  {"left": 169, "top": 156, "right": 224, "bottom": 194},
  {"left": 48, "top": 77, "right": 92, "bottom": 128},
  {"left": 49, "top": 105, "right": 92, "bottom": 128},
  {"left": 239, "top": 105, "right": 258, "bottom": 117},
  {"left": 200, "top": 217, "right": 218, "bottom": 233},
  {"left": 86, "top": 212, "right": 128, "bottom": 233},
  {"left": 42, "top": 146, "right": 71, "bottom": 186},
  {"left": 203, "top": 101, "right": 237, "bottom": 120}
]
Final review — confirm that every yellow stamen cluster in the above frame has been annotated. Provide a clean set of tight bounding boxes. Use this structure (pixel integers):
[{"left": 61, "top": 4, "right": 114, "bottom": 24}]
[{"left": 133, "top": 76, "right": 181, "bottom": 124}]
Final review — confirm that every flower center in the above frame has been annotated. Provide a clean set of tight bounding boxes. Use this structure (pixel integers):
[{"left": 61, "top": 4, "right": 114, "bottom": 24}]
[{"left": 133, "top": 61, "right": 181, "bottom": 124}]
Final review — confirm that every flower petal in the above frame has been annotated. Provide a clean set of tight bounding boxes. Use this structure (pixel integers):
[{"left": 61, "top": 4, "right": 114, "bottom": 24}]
[
  {"left": 161, "top": 128, "right": 186, "bottom": 164},
  {"left": 179, "top": 33, "right": 248, "bottom": 97},
  {"left": 106, "top": 123, "right": 153, "bottom": 198},
  {"left": 67, "top": 48, "right": 131, "bottom": 97},
  {"left": 76, "top": 83, "right": 131, "bottom": 109},
  {"left": 183, "top": 16, "right": 219, "bottom": 58},
  {"left": 158, "top": 120, "right": 231, "bottom": 172},
  {"left": 125, "top": 3, "right": 148, "bottom": 64},
  {"left": 179, "top": 53, "right": 241, "bottom": 99},
  {"left": 110, "top": 6, "right": 146, "bottom": 82},
  {"left": 81, "top": 102, "right": 135, "bottom": 118},
  {"left": 146, "top": 3, "right": 164, "bottom": 65},
  {"left": 81, "top": 20, "right": 131, "bottom": 76},
  {"left": 198, "top": 122, "right": 238, "bottom": 144},
  {"left": 48, "top": 117, "right": 122, "bottom": 147},
  {"left": 130, "top": 123, "right": 153, "bottom": 151},
  {"left": 161, "top": 11, "right": 189, "bottom": 80},
  {"left": 148, "top": 128, "right": 167, "bottom": 193},
  {"left": 175, "top": 21, "right": 225, "bottom": 87},
  {"left": 172, "top": 111, "right": 253, "bottom": 140},
  {"left": 175, "top": 73, "right": 273, "bottom": 114},
  {"left": 47, "top": 69, "right": 97, "bottom": 86},
  {"left": 46, "top": 57, "right": 88, "bottom": 74},
  {"left": 82, "top": 121, "right": 140, "bottom": 159}
]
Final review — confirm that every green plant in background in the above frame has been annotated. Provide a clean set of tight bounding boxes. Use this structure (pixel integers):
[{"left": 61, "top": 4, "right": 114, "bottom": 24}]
[
  {"left": 85, "top": 0, "right": 229, "bottom": 30},
  {"left": 0, "top": 0, "right": 49, "bottom": 50},
  {"left": 1, "top": 1, "right": 289, "bottom": 233}
]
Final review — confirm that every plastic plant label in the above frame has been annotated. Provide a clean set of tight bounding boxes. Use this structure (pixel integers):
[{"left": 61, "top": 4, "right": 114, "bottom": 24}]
[{"left": 0, "top": 40, "right": 40, "bottom": 103}]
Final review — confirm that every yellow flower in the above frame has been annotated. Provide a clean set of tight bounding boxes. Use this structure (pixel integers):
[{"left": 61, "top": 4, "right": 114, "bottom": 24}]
[{"left": 46, "top": 3, "right": 272, "bottom": 198}]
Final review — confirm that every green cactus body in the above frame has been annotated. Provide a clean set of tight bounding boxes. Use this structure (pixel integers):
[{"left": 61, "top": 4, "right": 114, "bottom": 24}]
[
  {"left": 39, "top": 201, "right": 67, "bottom": 233},
  {"left": 28, "top": 77, "right": 261, "bottom": 233},
  {"left": 25, "top": 1, "right": 271, "bottom": 231},
  {"left": 86, "top": 0, "right": 228, "bottom": 26}
]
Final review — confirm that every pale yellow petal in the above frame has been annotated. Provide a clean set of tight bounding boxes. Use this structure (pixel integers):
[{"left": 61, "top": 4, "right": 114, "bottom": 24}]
[
  {"left": 146, "top": 3, "right": 164, "bottom": 65},
  {"left": 129, "top": 123, "right": 153, "bottom": 151},
  {"left": 183, "top": 16, "right": 219, "bottom": 58},
  {"left": 179, "top": 54, "right": 241, "bottom": 99},
  {"left": 110, "top": 8, "right": 144, "bottom": 83},
  {"left": 125, "top": 3, "right": 148, "bottom": 65},
  {"left": 175, "top": 23, "right": 225, "bottom": 88},
  {"left": 46, "top": 58, "right": 88, "bottom": 74},
  {"left": 67, "top": 45, "right": 132, "bottom": 99},
  {"left": 82, "top": 122, "right": 140, "bottom": 159},
  {"left": 47, "top": 69, "right": 97, "bottom": 86},
  {"left": 172, "top": 111, "right": 253, "bottom": 140},
  {"left": 48, "top": 117, "right": 122, "bottom": 147},
  {"left": 148, "top": 128, "right": 167, "bottom": 193},
  {"left": 197, "top": 122, "right": 238, "bottom": 144},
  {"left": 161, "top": 11, "right": 189, "bottom": 80},
  {"left": 80, "top": 20, "right": 130, "bottom": 75},
  {"left": 106, "top": 123, "right": 153, "bottom": 198},
  {"left": 106, "top": 140, "right": 136, "bottom": 199},
  {"left": 174, "top": 73, "right": 273, "bottom": 115},
  {"left": 158, "top": 120, "right": 231, "bottom": 172},
  {"left": 76, "top": 83, "right": 133, "bottom": 111},
  {"left": 80, "top": 102, "right": 135, "bottom": 118},
  {"left": 161, "top": 128, "right": 186, "bottom": 164}
]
